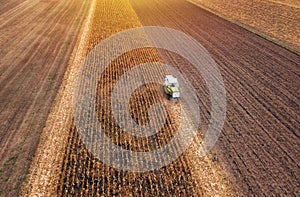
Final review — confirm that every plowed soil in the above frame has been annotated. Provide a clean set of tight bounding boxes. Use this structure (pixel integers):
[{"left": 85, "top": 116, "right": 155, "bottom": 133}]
[
  {"left": 2, "top": 0, "right": 299, "bottom": 196},
  {"left": 129, "top": 0, "right": 300, "bottom": 195},
  {"left": 0, "top": 0, "right": 89, "bottom": 195},
  {"left": 188, "top": 0, "right": 300, "bottom": 52}
]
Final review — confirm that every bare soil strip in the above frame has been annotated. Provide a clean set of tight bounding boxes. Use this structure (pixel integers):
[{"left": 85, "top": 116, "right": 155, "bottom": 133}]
[
  {"left": 0, "top": 0, "right": 24, "bottom": 15},
  {"left": 0, "top": 0, "right": 89, "bottom": 196},
  {"left": 129, "top": 0, "right": 300, "bottom": 195}
]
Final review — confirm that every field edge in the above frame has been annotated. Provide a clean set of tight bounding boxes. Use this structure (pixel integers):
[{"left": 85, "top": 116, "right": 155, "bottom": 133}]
[{"left": 186, "top": 0, "right": 300, "bottom": 56}]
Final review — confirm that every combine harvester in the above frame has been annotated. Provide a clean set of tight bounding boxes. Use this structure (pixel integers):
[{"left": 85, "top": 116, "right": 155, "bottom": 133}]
[{"left": 163, "top": 75, "right": 180, "bottom": 99}]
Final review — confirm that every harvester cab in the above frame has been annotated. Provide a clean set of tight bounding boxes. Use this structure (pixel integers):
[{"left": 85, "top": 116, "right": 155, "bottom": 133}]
[{"left": 163, "top": 75, "right": 180, "bottom": 99}]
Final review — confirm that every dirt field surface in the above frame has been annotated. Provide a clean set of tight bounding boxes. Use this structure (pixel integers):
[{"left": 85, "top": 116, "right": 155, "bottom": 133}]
[
  {"left": 23, "top": 0, "right": 233, "bottom": 196},
  {"left": 2, "top": 0, "right": 299, "bottom": 196},
  {"left": 0, "top": 0, "right": 89, "bottom": 196},
  {"left": 129, "top": 0, "right": 300, "bottom": 195},
  {"left": 188, "top": 0, "right": 300, "bottom": 53}
]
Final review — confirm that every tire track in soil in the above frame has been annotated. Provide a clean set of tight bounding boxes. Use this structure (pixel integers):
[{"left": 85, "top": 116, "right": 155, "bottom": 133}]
[
  {"left": 0, "top": 0, "right": 25, "bottom": 15},
  {"left": 0, "top": 0, "right": 89, "bottom": 196},
  {"left": 0, "top": 0, "right": 75, "bottom": 158},
  {"left": 128, "top": 0, "right": 300, "bottom": 195}
]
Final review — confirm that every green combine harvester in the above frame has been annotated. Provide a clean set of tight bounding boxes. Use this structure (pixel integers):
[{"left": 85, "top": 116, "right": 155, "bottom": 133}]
[{"left": 163, "top": 75, "right": 180, "bottom": 99}]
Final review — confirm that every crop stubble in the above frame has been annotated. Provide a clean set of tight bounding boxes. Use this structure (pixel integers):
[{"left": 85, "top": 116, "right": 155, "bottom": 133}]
[
  {"left": 23, "top": 0, "right": 233, "bottom": 196},
  {"left": 128, "top": 0, "right": 300, "bottom": 195},
  {"left": 188, "top": 0, "right": 300, "bottom": 52},
  {"left": 0, "top": 0, "right": 89, "bottom": 196},
  {"left": 59, "top": 0, "right": 233, "bottom": 196}
]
